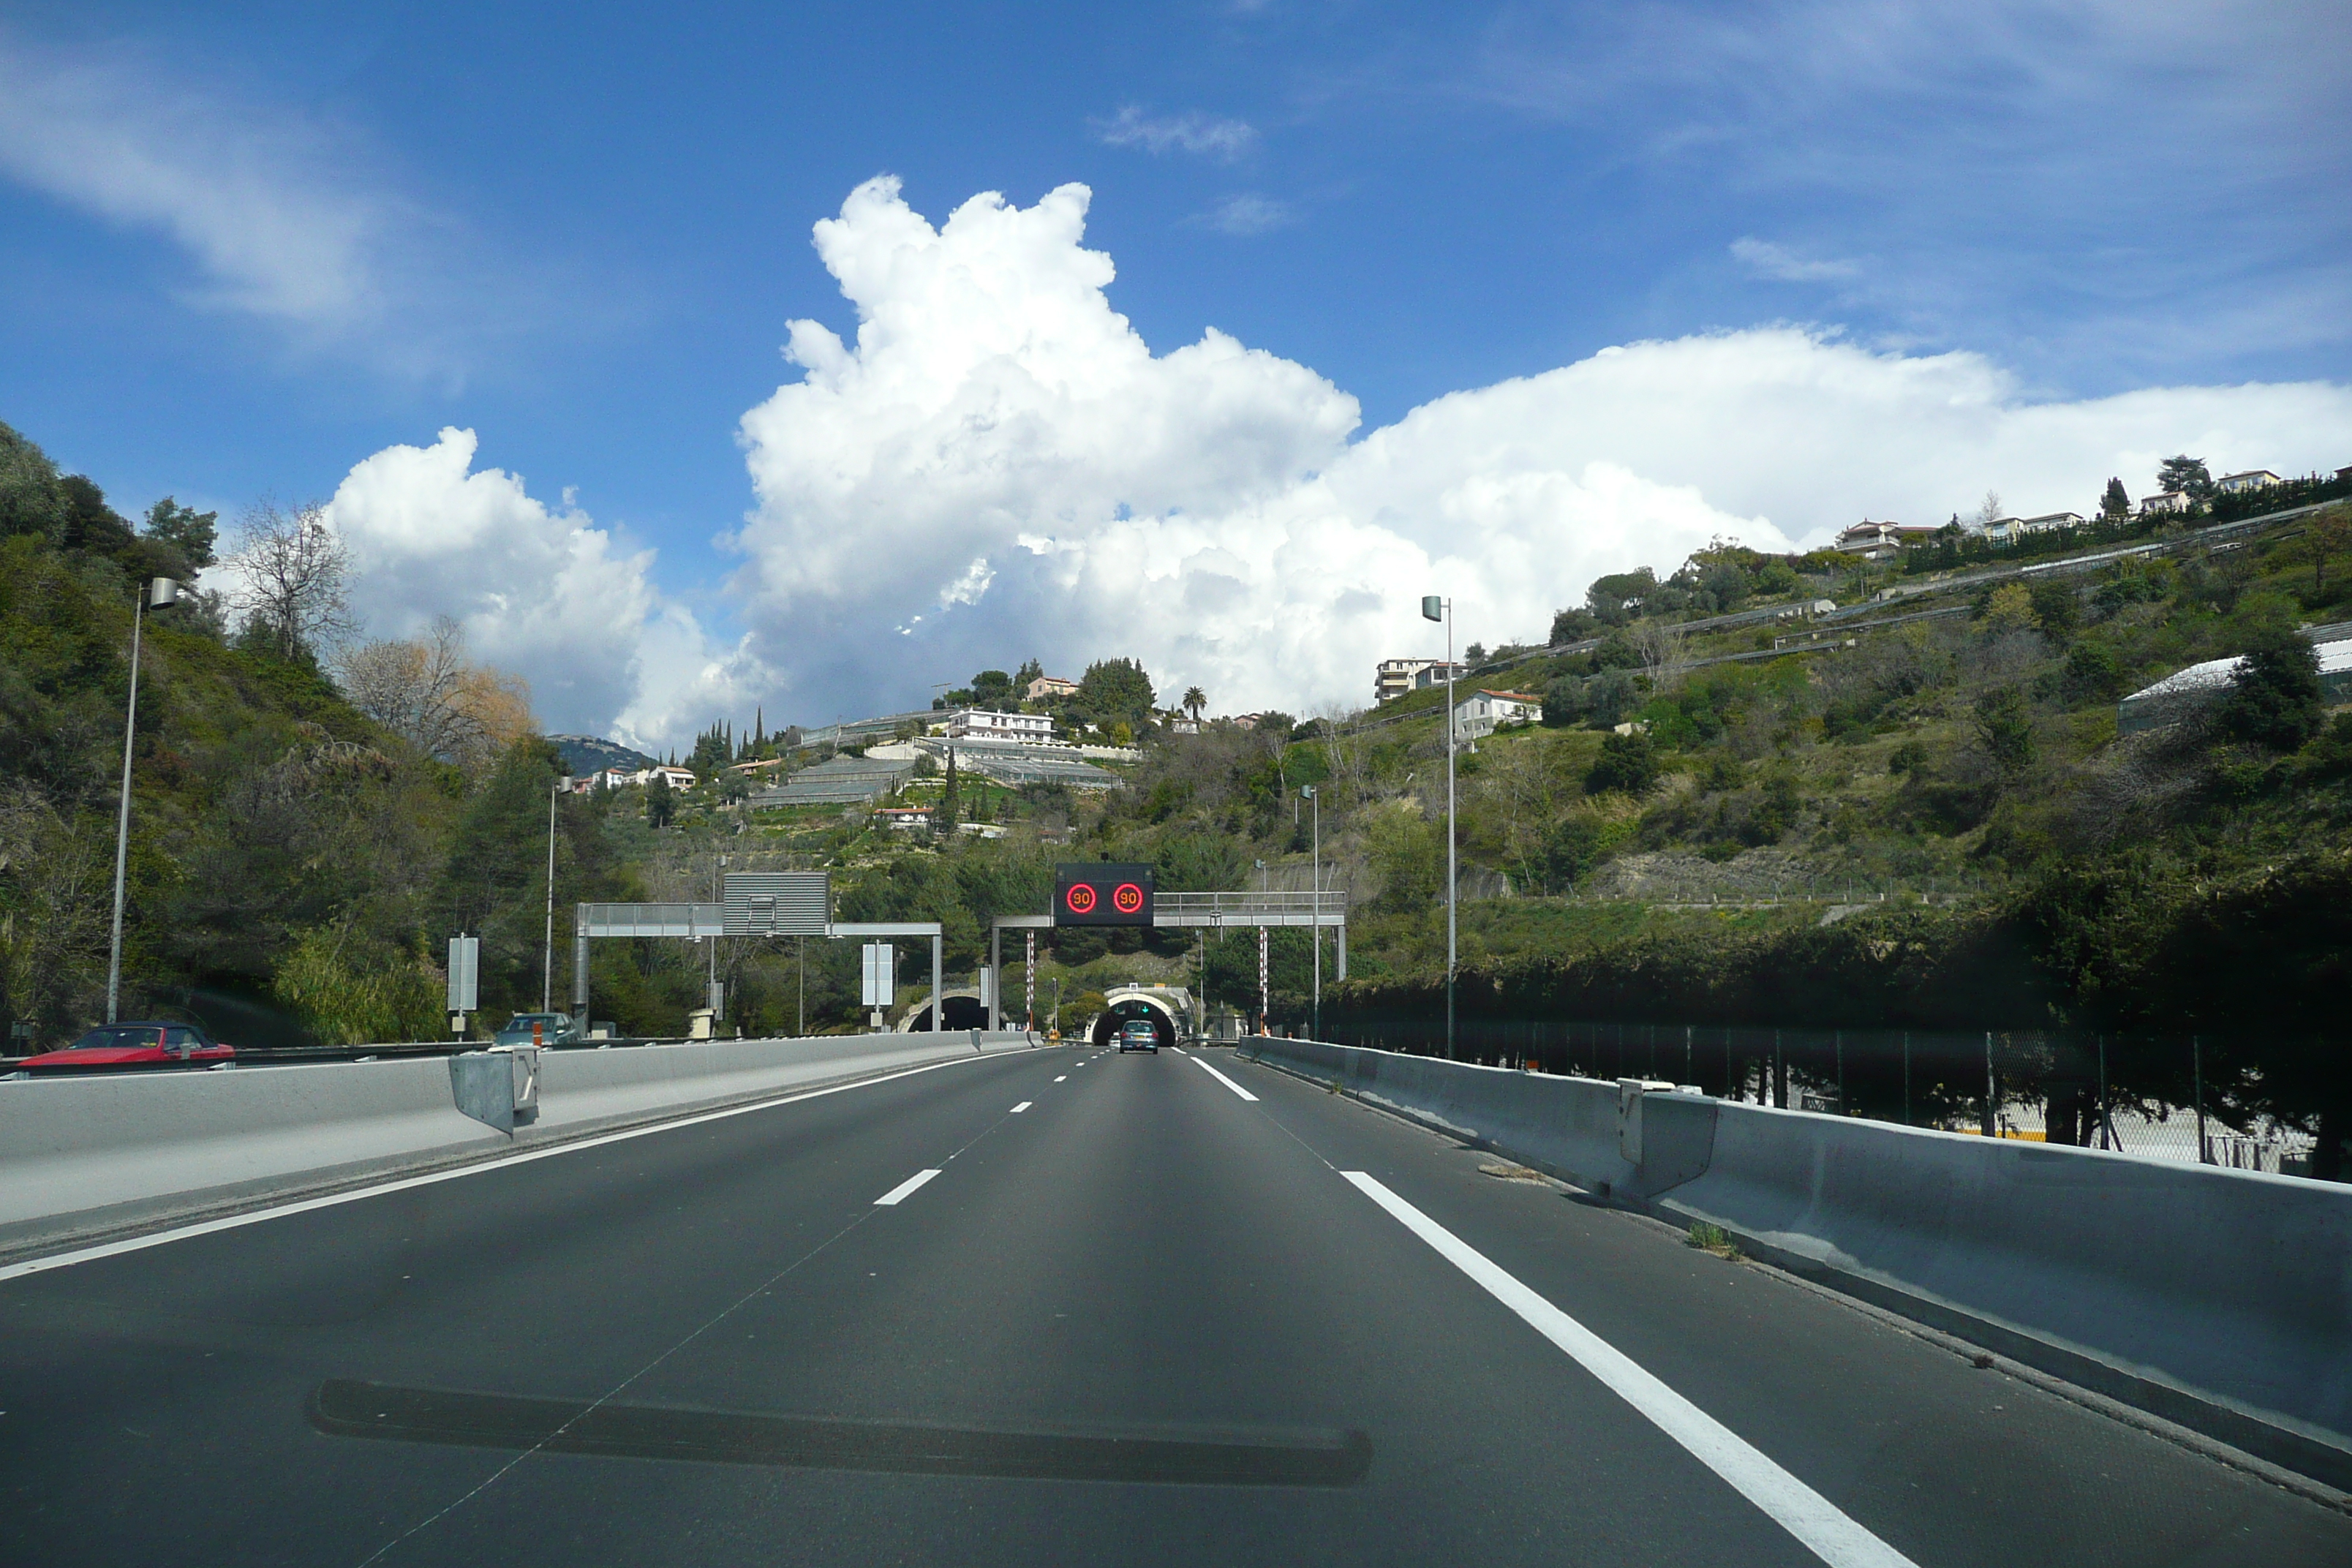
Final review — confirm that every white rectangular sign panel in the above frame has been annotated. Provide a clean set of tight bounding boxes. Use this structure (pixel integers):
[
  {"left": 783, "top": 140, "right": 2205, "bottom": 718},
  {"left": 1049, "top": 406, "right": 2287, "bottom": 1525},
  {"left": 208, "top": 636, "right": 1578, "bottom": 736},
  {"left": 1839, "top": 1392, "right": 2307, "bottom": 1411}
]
[
  {"left": 860, "top": 943, "right": 896, "bottom": 1009},
  {"left": 447, "top": 935, "right": 479, "bottom": 1012}
]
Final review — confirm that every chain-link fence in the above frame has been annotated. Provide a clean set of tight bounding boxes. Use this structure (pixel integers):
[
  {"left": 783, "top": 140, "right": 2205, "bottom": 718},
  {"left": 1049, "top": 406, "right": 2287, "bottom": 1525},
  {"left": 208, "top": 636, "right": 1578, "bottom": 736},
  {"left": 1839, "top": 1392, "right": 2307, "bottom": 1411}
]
[{"left": 1316, "top": 1014, "right": 2324, "bottom": 1176}]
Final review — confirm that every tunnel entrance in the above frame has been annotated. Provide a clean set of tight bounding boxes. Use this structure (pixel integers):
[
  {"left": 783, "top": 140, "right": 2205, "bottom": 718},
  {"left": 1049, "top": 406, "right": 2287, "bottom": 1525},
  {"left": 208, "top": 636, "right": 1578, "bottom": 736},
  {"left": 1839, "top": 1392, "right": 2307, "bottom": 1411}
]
[
  {"left": 905, "top": 992, "right": 990, "bottom": 1031},
  {"left": 1090, "top": 998, "right": 1179, "bottom": 1049}
]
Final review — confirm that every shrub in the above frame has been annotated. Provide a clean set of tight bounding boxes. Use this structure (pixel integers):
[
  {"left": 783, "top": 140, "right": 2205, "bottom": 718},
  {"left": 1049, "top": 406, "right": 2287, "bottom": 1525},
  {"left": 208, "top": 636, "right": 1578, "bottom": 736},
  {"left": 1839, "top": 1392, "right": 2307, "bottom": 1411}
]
[
  {"left": 2060, "top": 640, "right": 2127, "bottom": 704},
  {"left": 1586, "top": 731, "right": 1659, "bottom": 796},
  {"left": 273, "top": 927, "right": 442, "bottom": 1046},
  {"left": 1972, "top": 687, "right": 2035, "bottom": 780},
  {"left": 2215, "top": 625, "right": 2323, "bottom": 752}
]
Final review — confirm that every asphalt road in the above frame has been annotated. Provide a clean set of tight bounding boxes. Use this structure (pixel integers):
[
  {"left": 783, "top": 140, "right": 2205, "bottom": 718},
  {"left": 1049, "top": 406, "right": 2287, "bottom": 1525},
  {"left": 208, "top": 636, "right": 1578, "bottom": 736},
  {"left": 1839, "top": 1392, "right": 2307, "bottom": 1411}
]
[{"left": 4, "top": 1043, "right": 2348, "bottom": 1567}]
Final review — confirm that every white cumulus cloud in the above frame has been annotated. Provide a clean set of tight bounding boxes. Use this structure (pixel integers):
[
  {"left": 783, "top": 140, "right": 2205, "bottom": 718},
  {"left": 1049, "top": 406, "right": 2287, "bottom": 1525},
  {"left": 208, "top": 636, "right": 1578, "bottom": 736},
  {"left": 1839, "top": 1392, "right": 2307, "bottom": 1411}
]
[
  {"left": 731, "top": 178, "right": 2352, "bottom": 722},
  {"left": 323, "top": 428, "right": 748, "bottom": 752}
]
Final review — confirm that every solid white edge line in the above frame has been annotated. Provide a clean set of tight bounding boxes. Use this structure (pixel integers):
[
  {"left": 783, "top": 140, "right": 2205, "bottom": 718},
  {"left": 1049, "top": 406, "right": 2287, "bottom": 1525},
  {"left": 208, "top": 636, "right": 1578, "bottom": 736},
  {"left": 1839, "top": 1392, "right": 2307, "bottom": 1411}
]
[
  {"left": 1010, "top": 1101, "right": 1032, "bottom": 1113},
  {"left": 1, "top": 1051, "right": 1006, "bottom": 1284},
  {"left": 873, "top": 1169, "right": 943, "bottom": 1206},
  {"left": 1340, "top": 1171, "right": 1917, "bottom": 1568},
  {"left": 1190, "top": 1054, "right": 1259, "bottom": 1102}
]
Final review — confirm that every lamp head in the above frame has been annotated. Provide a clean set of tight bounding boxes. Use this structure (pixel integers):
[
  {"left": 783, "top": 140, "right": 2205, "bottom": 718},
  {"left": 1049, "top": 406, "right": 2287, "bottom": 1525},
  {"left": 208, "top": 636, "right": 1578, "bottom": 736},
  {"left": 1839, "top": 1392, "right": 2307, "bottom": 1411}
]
[
  {"left": 1300, "top": 785, "right": 1315, "bottom": 799},
  {"left": 1420, "top": 595, "right": 1443, "bottom": 622},
  {"left": 145, "top": 577, "right": 181, "bottom": 609}
]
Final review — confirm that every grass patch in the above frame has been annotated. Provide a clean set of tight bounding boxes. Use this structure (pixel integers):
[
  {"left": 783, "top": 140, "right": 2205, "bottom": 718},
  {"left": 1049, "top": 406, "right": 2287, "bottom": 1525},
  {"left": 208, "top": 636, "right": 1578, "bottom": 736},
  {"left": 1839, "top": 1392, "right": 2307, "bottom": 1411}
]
[{"left": 1685, "top": 1221, "right": 1744, "bottom": 1260}]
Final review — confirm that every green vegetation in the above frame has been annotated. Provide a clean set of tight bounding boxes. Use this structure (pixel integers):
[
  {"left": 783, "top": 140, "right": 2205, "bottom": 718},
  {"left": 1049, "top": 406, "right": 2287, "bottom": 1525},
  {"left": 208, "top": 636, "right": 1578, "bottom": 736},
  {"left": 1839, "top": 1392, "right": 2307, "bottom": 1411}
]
[{"left": 5, "top": 409, "right": 2342, "bottom": 1170}]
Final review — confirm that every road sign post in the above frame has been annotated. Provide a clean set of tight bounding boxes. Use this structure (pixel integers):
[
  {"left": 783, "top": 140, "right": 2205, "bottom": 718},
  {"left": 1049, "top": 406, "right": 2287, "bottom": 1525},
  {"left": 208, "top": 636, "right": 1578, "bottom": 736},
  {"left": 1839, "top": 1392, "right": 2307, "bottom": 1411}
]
[
  {"left": 448, "top": 935, "right": 479, "bottom": 1036},
  {"left": 861, "top": 942, "right": 895, "bottom": 1032}
]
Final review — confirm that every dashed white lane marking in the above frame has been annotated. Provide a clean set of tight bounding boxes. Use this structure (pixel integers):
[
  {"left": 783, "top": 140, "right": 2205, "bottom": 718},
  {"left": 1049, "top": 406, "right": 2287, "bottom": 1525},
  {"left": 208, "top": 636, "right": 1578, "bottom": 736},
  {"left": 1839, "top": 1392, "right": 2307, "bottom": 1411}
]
[
  {"left": 1054, "top": 1076, "right": 1067, "bottom": 1082},
  {"left": 1171, "top": 1045, "right": 1188, "bottom": 1054},
  {"left": 1341, "top": 1172, "right": 1918, "bottom": 1568},
  {"left": 873, "top": 1169, "right": 943, "bottom": 1206},
  {"left": 1189, "top": 1054, "right": 1259, "bottom": 1102},
  {"left": 1010, "top": 1101, "right": 1033, "bottom": 1114}
]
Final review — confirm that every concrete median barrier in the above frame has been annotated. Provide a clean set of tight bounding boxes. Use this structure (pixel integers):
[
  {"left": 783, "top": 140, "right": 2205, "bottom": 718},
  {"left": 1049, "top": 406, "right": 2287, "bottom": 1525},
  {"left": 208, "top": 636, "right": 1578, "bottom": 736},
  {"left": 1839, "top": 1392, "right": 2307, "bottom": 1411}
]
[
  {"left": 1240, "top": 1034, "right": 2352, "bottom": 1489},
  {"left": 0, "top": 1030, "right": 1044, "bottom": 1257}
]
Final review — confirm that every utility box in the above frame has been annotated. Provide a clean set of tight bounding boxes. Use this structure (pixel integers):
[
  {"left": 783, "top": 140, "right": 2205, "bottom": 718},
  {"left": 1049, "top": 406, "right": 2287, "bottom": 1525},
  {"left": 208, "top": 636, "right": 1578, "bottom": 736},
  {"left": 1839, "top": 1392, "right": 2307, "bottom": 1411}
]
[
  {"left": 451, "top": 1046, "right": 539, "bottom": 1134},
  {"left": 1617, "top": 1078, "right": 1676, "bottom": 1164},
  {"left": 687, "top": 1009, "right": 716, "bottom": 1041}
]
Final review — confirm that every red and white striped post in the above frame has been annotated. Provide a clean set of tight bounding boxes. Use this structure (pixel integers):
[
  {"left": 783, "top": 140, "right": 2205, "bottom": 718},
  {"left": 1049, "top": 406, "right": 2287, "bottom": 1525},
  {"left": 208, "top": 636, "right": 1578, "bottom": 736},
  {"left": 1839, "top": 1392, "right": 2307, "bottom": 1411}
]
[{"left": 1258, "top": 927, "right": 1270, "bottom": 1036}]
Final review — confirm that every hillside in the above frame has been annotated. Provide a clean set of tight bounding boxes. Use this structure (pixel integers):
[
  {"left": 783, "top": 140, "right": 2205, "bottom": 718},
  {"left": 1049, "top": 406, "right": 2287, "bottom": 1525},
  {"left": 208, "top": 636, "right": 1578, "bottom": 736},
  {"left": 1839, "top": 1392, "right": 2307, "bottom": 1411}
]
[
  {"left": 551, "top": 734, "right": 660, "bottom": 777},
  {"left": 0, "top": 420, "right": 727, "bottom": 1049},
  {"left": 10, "top": 399, "right": 2345, "bottom": 1158}
]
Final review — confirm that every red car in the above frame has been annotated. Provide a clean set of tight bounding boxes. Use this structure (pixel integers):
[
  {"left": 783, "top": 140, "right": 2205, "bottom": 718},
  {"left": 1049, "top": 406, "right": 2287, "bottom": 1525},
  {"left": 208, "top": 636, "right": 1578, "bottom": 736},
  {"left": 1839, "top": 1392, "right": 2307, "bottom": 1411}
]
[{"left": 23, "top": 1020, "right": 236, "bottom": 1071}]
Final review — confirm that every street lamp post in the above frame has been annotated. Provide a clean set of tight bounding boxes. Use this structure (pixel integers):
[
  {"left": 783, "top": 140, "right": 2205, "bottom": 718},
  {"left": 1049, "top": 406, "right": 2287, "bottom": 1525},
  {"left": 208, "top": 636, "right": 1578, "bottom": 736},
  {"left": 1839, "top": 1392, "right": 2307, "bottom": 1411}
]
[
  {"left": 1421, "top": 594, "right": 1455, "bottom": 1058},
  {"left": 105, "top": 577, "right": 180, "bottom": 1023},
  {"left": 542, "top": 774, "right": 571, "bottom": 1011},
  {"left": 1301, "top": 785, "right": 1319, "bottom": 1040}
]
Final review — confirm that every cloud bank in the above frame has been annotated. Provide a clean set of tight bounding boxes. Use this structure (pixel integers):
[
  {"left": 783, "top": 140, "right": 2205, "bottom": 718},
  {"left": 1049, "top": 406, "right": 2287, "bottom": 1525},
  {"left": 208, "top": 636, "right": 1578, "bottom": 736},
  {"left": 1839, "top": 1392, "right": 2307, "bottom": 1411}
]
[
  {"left": 323, "top": 429, "right": 748, "bottom": 752},
  {"left": 727, "top": 179, "right": 2352, "bottom": 720}
]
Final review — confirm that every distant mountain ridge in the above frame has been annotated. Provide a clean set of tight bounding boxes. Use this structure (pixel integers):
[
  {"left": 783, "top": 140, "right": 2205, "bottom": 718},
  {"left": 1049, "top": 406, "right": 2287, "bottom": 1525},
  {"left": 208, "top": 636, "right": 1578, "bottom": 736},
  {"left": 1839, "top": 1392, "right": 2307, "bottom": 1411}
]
[{"left": 551, "top": 734, "right": 660, "bottom": 776}]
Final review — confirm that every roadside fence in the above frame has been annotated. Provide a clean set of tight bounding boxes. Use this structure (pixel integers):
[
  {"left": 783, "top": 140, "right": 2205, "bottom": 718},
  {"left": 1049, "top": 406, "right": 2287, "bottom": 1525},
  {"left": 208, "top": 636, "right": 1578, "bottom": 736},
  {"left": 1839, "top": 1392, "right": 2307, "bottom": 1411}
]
[{"left": 1314, "top": 1014, "right": 2324, "bottom": 1175}]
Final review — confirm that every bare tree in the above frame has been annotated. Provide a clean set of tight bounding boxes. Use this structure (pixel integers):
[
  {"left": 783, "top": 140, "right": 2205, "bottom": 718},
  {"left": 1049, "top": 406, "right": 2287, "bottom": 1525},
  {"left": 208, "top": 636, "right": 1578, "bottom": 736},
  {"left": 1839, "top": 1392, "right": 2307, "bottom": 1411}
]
[
  {"left": 1973, "top": 491, "right": 2005, "bottom": 530},
  {"left": 336, "top": 617, "right": 534, "bottom": 772},
  {"left": 1313, "top": 700, "right": 1370, "bottom": 807},
  {"left": 233, "top": 499, "right": 355, "bottom": 662},
  {"left": 1630, "top": 618, "right": 1688, "bottom": 690}
]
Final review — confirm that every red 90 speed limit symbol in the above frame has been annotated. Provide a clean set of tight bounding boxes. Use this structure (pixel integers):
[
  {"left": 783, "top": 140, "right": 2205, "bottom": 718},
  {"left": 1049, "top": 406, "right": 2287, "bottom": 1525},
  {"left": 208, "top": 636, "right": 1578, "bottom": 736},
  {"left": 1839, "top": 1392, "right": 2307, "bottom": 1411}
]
[
  {"left": 1064, "top": 883, "right": 1098, "bottom": 915},
  {"left": 1112, "top": 882, "right": 1145, "bottom": 915}
]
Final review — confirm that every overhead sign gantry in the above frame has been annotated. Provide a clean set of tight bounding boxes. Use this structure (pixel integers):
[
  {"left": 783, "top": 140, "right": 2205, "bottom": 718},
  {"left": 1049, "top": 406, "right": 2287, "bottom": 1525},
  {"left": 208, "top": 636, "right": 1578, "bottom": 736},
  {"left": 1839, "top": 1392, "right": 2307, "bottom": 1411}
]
[
  {"left": 572, "top": 872, "right": 948, "bottom": 1033},
  {"left": 987, "top": 867, "right": 1347, "bottom": 1033}
]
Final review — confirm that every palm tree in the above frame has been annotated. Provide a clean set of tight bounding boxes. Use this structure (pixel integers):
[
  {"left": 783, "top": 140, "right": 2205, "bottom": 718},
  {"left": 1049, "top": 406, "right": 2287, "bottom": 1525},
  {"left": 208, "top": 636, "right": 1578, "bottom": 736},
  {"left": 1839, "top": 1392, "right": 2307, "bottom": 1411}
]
[{"left": 1183, "top": 686, "right": 1206, "bottom": 723}]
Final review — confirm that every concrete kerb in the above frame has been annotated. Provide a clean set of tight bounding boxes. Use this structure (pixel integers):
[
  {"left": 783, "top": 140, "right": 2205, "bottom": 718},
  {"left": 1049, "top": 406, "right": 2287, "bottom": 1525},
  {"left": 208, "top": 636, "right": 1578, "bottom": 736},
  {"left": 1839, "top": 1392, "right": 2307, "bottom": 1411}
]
[
  {"left": 0, "top": 1032, "right": 1049, "bottom": 1264},
  {"left": 1238, "top": 1034, "right": 2352, "bottom": 1492}
]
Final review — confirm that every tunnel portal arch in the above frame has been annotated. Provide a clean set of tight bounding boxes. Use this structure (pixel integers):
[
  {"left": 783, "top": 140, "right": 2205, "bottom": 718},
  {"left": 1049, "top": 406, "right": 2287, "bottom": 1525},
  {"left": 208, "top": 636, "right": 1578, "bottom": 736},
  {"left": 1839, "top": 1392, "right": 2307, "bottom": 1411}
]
[
  {"left": 898, "top": 991, "right": 990, "bottom": 1032},
  {"left": 1090, "top": 990, "right": 1183, "bottom": 1049}
]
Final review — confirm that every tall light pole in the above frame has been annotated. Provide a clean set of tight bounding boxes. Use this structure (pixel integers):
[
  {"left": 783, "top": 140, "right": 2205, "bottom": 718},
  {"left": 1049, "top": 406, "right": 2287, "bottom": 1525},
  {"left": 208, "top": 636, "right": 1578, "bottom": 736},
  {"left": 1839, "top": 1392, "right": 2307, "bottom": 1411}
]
[
  {"left": 1421, "top": 594, "right": 1455, "bottom": 1058},
  {"left": 543, "top": 773, "right": 571, "bottom": 1012},
  {"left": 106, "top": 577, "right": 180, "bottom": 1023},
  {"left": 1301, "top": 784, "right": 1319, "bottom": 1040}
]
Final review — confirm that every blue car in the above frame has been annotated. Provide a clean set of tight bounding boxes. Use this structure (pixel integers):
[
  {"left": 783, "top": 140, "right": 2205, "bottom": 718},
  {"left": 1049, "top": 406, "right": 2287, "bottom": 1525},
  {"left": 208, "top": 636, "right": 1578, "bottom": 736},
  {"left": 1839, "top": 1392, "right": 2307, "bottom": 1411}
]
[{"left": 1117, "top": 1019, "right": 1159, "bottom": 1054}]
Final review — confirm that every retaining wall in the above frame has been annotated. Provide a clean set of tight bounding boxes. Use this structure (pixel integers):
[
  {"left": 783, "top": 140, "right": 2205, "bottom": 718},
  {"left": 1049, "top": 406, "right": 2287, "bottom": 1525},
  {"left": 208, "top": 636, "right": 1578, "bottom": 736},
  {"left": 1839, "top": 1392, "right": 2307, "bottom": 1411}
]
[
  {"left": 1241, "top": 1035, "right": 2352, "bottom": 1489},
  {"left": 0, "top": 1030, "right": 1038, "bottom": 1252}
]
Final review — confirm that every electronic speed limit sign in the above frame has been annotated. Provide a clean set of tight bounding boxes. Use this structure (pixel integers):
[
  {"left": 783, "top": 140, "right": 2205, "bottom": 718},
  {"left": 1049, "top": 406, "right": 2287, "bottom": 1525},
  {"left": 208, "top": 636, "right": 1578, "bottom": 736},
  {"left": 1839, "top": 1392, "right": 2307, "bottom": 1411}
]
[{"left": 1055, "top": 863, "right": 1154, "bottom": 927}]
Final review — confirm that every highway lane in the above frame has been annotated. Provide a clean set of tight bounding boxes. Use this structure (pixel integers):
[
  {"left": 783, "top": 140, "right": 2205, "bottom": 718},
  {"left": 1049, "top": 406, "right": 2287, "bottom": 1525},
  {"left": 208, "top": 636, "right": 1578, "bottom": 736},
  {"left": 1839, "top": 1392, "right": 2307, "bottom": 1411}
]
[{"left": 2, "top": 1041, "right": 2348, "bottom": 1566}]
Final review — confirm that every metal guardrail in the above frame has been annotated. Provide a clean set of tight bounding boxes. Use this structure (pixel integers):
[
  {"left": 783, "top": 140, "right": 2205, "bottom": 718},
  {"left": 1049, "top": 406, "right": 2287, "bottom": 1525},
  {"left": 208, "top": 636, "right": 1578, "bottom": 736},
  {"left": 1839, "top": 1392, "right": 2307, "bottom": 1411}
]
[{"left": 1153, "top": 891, "right": 1348, "bottom": 927}]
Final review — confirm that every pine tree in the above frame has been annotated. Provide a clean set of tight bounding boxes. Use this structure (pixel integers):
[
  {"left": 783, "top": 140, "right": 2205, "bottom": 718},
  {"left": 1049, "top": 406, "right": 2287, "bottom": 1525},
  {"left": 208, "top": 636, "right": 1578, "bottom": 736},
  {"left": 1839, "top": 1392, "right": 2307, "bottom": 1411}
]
[
  {"left": 2100, "top": 477, "right": 2131, "bottom": 520},
  {"left": 935, "top": 748, "right": 960, "bottom": 836}
]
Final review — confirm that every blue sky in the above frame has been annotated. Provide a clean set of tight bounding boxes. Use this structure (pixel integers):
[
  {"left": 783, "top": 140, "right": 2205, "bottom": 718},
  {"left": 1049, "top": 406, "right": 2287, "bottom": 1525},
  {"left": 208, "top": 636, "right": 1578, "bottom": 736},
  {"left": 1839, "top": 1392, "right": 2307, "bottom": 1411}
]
[{"left": 3, "top": 1, "right": 2347, "bottom": 743}]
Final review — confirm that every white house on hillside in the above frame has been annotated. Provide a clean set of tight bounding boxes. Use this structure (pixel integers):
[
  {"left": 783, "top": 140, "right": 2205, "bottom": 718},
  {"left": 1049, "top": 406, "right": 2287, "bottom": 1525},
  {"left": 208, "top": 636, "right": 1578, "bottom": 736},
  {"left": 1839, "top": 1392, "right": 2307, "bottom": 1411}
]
[
  {"left": 1834, "top": 520, "right": 1943, "bottom": 559},
  {"left": 946, "top": 708, "right": 1055, "bottom": 742},
  {"left": 2141, "top": 491, "right": 2191, "bottom": 516},
  {"left": 602, "top": 765, "right": 695, "bottom": 789},
  {"left": 2216, "top": 470, "right": 2283, "bottom": 494},
  {"left": 1453, "top": 689, "right": 1542, "bottom": 742}
]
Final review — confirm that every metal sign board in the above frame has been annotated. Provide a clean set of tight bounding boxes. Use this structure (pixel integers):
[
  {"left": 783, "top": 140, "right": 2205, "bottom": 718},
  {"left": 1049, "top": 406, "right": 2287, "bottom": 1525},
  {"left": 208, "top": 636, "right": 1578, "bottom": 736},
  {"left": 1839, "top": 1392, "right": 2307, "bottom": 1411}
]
[
  {"left": 1055, "top": 863, "right": 1154, "bottom": 927},
  {"left": 447, "top": 935, "right": 479, "bottom": 1012},
  {"left": 723, "top": 872, "right": 831, "bottom": 936},
  {"left": 861, "top": 943, "right": 896, "bottom": 1008}
]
